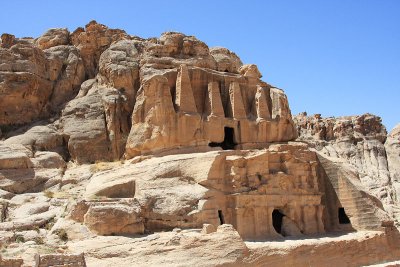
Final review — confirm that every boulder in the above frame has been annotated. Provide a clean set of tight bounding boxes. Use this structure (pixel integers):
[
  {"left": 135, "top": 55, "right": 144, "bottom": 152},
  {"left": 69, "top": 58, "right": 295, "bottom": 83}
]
[
  {"left": 31, "top": 151, "right": 66, "bottom": 169},
  {"left": 210, "top": 47, "right": 242, "bottom": 73},
  {"left": 4, "top": 125, "right": 64, "bottom": 152},
  {"left": 84, "top": 202, "right": 144, "bottom": 235},
  {"left": 0, "top": 144, "right": 32, "bottom": 169},
  {"left": 35, "top": 28, "right": 70, "bottom": 49}
]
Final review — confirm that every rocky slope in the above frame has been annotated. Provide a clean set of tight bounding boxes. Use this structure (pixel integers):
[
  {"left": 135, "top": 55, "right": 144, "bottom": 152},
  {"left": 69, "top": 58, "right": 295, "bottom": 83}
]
[
  {"left": 1, "top": 20, "right": 295, "bottom": 164},
  {"left": 1, "top": 21, "right": 400, "bottom": 266},
  {"left": 293, "top": 113, "right": 400, "bottom": 225}
]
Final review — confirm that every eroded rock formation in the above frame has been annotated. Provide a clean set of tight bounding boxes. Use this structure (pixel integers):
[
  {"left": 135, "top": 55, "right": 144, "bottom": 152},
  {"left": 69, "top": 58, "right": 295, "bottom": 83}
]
[
  {"left": 386, "top": 124, "right": 400, "bottom": 204},
  {"left": 1, "top": 21, "right": 400, "bottom": 266},
  {"left": 1, "top": 21, "right": 296, "bottom": 164},
  {"left": 293, "top": 113, "right": 400, "bottom": 225}
]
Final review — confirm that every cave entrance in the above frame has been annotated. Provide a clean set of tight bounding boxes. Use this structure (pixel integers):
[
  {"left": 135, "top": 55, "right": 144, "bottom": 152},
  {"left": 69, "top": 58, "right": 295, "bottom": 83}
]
[
  {"left": 209, "top": 127, "right": 237, "bottom": 150},
  {"left": 338, "top": 207, "right": 351, "bottom": 224},
  {"left": 272, "top": 209, "right": 285, "bottom": 235},
  {"left": 218, "top": 210, "right": 225, "bottom": 225}
]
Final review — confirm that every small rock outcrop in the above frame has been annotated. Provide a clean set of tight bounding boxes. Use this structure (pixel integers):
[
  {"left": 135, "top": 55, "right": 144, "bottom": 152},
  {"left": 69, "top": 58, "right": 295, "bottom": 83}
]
[{"left": 34, "top": 253, "right": 86, "bottom": 267}]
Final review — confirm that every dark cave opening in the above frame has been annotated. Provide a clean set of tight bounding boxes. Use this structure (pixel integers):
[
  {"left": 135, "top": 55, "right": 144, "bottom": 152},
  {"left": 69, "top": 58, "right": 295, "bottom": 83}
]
[
  {"left": 272, "top": 209, "right": 285, "bottom": 235},
  {"left": 218, "top": 210, "right": 225, "bottom": 225},
  {"left": 338, "top": 207, "right": 351, "bottom": 224},
  {"left": 209, "top": 127, "right": 237, "bottom": 150}
]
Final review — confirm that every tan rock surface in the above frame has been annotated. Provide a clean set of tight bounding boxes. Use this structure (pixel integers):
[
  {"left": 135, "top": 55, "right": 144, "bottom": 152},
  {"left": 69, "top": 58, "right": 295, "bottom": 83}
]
[
  {"left": 294, "top": 113, "right": 400, "bottom": 225},
  {"left": 210, "top": 47, "right": 242, "bottom": 73},
  {"left": 68, "top": 224, "right": 248, "bottom": 267},
  {"left": 4, "top": 125, "right": 64, "bottom": 153},
  {"left": 386, "top": 125, "right": 400, "bottom": 201},
  {"left": 70, "top": 20, "right": 130, "bottom": 78},
  {"left": 78, "top": 145, "right": 387, "bottom": 238},
  {"left": 0, "top": 33, "right": 85, "bottom": 126},
  {"left": 243, "top": 230, "right": 400, "bottom": 267},
  {"left": 386, "top": 124, "right": 400, "bottom": 223},
  {"left": 83, "top": 201, "right": 144, "bottom": 235},
  {"left": 35, "top": 28, "right": 70, "bottom": 50},
  {"left": 1, "top": 20, "right": 296, "bottom": 163},
  {"left": 1, "top": 21, "right": 400, "bottom": 267},
  {"left": 0, "top": 40, "right": 53, "bottom": 125}
]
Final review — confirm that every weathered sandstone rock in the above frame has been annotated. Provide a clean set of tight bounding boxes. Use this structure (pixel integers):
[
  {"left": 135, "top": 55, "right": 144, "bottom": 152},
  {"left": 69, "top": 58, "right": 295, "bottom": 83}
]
[
  {"left": 71, "top": 20, "right": 130, "bottom": 78},
  {"left": 0, "top": 144, "right": 32, "bottom": 169},
  {"left": 386, "top": 124, "right": 400, "bottom": 218},
  {"left": 68, "top": 224, "right": 249, "bottom": 267},
  {"left": 83, "top": 201, "right": 144, "bottom": 235},
  {"left": 1, "top": 21, "right": 296, "bottom": 163},
  {"left": 1, "top": 21, "right": 400, "bottom": 267},
  {"left": 44, "top": 45, "right": 85, "bottom": 109},
  {"left": 35, "top": 28, "right": 70, "bottom": 50},
  {"left": 294, "top": 113, "right": 393, "bottom": 201},
  {"left": 294, "top": 113, "right": 400, "bottom": 226},
  {"left": 4, "top": 125, "right": 64, "bottom": 153},
  {"left": 0, "top": 41, "right": 53, "bottom": 125},
  {"left": 0, "top": 31, "right": 85, "bottom": 127},
  {"left": 0, "top": 143, "right": 64, "bottom": 193},
  {"left": 210, "top": 47, "right": 242, "bottom": 73},
  {"left": 201, "top": 223, "right": 216, "bottom": 234},
  {"left": 78, "top": 144, "right": 387, "bottom": 238}
]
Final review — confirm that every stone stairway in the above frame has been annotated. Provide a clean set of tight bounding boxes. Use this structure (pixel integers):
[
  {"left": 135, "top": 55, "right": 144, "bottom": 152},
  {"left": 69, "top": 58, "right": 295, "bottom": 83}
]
[
  {"left": 338, "top": 176, "right": 382, "bottom": 229},
  {"left": 318, "top": 154, "right": 382, "bottom": 230},
  {"left": 390, "top": 205, "right": 400, "bottom": 227}
]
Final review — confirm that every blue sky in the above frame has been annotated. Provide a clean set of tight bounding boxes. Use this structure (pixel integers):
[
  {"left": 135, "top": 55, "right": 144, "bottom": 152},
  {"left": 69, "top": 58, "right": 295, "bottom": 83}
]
[{"left": 1, "top": 0, "right": 399, "bottom": 131}]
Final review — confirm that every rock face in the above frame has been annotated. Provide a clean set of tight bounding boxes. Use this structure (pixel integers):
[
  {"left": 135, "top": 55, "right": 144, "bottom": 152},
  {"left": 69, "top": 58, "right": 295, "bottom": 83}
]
[
  {"left": 293, "top": 113, "right": 400, "bottom": 225},
  {"left": 80, "top": 147, "right": 329, "bottom": 238},
  {"left": 1, "top": 21, "right": 295, "bottom": 163},
  {"left": 294, "top": 113, "right": 390, "bottom": 198},
  {"left": 126, "top": 64, "right": 295, "bottom": 157},
  {"left": 35, "top": 253, "right": 86, "bottom": 267},
  {"left": 386, "top": 124, "right": 400, "bottom": 212},
  {"left": 0, "top": 32, "right": 85, "bottom": 126},
  {"left": 77, "top": 145, "right": 388, "bottom": 238},
  {"left": 1, "top": 21, "right": 400, "bottom": 267}
]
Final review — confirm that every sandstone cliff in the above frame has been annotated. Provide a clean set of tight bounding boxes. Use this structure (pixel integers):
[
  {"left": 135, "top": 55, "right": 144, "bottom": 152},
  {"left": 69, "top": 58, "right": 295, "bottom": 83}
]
[
  {"left": 1, "top": 21, "right": 400, "bottom": 267},
  {"left": 293, "top": 113, "right": 400, "bottom": 225},
  {"left": 1, "top": 21, "right": 295, "bottom": 164}
]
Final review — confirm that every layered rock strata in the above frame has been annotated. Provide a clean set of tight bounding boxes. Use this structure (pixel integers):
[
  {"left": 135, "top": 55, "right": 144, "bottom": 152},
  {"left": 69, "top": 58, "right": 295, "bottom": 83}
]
[
  {"left": 1, "top": 21, "right": 295, "bottom": 164},
  {"left": 293, "top": 113, "right": 400, "bottom": 225},
  {"left": 0, "top": 21, "right": 399, "bottom": 266}
]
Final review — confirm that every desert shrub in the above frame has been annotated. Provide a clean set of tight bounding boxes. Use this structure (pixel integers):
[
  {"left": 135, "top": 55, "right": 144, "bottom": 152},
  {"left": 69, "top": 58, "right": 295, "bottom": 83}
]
[
  {"left": 15, "top": 235, "right": 25, "bottom": 243},
  {"left": 90, "top": 161, "right": 123, "bottom": 173},
  {"left": 33, "top": 236, "right": 45, "bottom": 245},
  {"left": 54, "top": 228, "right": 68, "bottom": 241},
  {"left": 44, "top": 217, "right": 56, "bottom": 230},
  {"left": 43, "top": 190, "right": 54, "bottom": 198}
]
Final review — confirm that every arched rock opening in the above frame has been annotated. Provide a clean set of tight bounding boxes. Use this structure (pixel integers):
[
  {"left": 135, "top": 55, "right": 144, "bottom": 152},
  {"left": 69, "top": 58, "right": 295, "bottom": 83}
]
[
  {"left": 272, "top": 209, "right": 285, "bottom": 235},
  {"left": 209, "top": 127, "right": 237, "bottom": 150},
  {"left": 338, "top": 207, "right": 351, "bottom": 224},
  {"left": 218, "top": 210, "right": 225, "bottom": 225}
]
